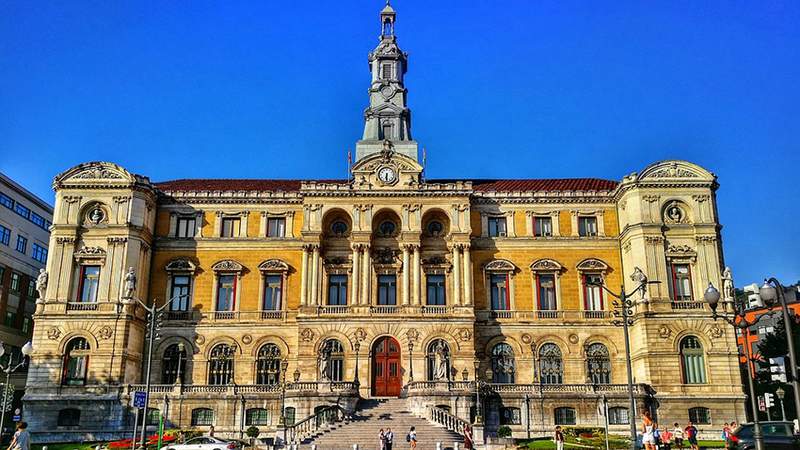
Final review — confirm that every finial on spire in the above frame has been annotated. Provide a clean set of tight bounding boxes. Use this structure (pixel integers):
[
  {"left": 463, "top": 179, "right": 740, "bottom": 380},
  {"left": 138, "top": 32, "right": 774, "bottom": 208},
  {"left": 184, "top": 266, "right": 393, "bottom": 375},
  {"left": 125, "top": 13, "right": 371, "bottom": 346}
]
[{"left": 380, "top": 0, "right": 396, "bottom": 36}]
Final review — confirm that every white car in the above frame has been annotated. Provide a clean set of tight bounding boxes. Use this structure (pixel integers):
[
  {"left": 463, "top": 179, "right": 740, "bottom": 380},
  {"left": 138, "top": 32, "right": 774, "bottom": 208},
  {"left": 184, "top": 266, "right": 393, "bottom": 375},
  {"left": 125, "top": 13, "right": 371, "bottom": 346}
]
[{"left": 162, "top": 436, "right": 241, "bottom": 450}]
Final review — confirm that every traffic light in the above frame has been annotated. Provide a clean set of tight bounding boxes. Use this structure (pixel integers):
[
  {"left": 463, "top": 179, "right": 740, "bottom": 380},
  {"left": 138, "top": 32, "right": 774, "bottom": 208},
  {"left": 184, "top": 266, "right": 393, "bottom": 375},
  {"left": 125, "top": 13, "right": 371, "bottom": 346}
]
[
  {"left": 770, "top": 357, "right": 788, "bottom": 382},
  {"left": 765, "top": 392, "right": 775, "bottom": 408}
]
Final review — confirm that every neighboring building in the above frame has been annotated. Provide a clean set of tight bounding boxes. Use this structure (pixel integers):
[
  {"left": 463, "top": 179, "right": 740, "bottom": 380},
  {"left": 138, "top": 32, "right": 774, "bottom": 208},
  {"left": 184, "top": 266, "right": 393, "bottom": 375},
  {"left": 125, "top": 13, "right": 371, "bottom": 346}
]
[
  {"left": 0, "top": 172, "right": 53, "bottom": 430},
  {"left": 24, "top": 3, "right": 744, "bottom": 443}
]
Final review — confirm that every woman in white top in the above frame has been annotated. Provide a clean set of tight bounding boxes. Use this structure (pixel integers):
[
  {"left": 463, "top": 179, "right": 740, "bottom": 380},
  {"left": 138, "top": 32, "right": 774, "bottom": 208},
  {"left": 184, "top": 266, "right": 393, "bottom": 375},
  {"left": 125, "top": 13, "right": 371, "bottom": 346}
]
[
  {"left": 673, "top": 422, "right": 685, "bottom": 449},
  {"left": 641, "top": 410, "right": 657, "bottom": 450}
]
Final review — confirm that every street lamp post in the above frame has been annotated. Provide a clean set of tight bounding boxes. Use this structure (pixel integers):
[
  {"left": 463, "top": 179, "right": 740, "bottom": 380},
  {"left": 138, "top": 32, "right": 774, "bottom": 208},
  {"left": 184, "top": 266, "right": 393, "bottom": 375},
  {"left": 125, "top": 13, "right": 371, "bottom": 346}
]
[
  {"left": 353, "top": 341, "right": 361, "bottom": 388},
  {"left": 760, "top": 278, "right": 800, "bottom": 420},
  {"left": 174, "top": 342, "right": 185, "bottom": 385},
  {"left": 0, "top": 342, "right": 33, "bottom": 442},
  {"left": 705, "top": 283, "right": 765, "bottom": 450},
  {"left": 473, "top": 360, "right": 483, "bottom": 425},
  {"left": 777, "top": 387, "right": 787, "bottom": 421},
  {"left": 408, "top": 342, "right": 414, "bottom": 382}
]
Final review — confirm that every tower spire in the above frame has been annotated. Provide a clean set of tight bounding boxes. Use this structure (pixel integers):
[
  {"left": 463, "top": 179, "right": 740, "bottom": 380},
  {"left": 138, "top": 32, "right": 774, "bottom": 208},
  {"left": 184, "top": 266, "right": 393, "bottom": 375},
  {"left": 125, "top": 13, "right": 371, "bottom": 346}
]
[{"left": 354, "top": 1, "right": 418, "bottom": 163}]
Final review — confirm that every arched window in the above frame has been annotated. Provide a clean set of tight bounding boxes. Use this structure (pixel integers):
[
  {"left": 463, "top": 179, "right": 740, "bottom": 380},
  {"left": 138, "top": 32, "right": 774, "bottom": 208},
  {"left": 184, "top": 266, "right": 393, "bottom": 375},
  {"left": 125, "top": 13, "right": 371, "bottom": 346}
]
[
  {"left": 162, "top": 343, "right": 187, "bottom": 384},
  {"left": 491, "top": 343, "right": 515, "bottom": 384},
  {"left": 539, "top": 343, "right": 563, "bottom": 385},
  {"left": 680, "top": 336, "right": 707, "bottom": 384},
  {"left": 62, "top": 337, "right": 90, "bottom": 386},
  {"left": 191, "top": 408, "right": 214, "bottom": 426},
  {"left": 256, "top": 343, "right": 282, "bottom": 385},
  {"left": 608, "top": 407, "right": 629, "bottom": 425},
  {"left": 688, "top": 407, "right": 711, "bottom": 424},
  {"left": 57, "top": 408, "right": 80, "bottom": 427},
  {"left": 426, "top": 339, "right": 451, "bottom": 381},
  {"left": 586, "top": 343, "right": 611, "bottom": 384},
  {"left": 246, "top": 408, "right": 270, "bottom": 426},
  {"left": 208, "top": 344, "right": 235, "bottom": 385},
  {"left": 554, "top": 407, "right": 576, "bottom": 425},
  {"left": 319, "top": 339, "right": 344, "bottom": 382}
]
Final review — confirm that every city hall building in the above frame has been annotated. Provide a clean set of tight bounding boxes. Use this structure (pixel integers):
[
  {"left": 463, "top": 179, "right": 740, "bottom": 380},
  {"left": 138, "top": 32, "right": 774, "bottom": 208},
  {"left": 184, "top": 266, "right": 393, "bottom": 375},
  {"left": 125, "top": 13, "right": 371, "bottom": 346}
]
[{"left": 24, "top": 2, "right": 744, "bottom": 443}]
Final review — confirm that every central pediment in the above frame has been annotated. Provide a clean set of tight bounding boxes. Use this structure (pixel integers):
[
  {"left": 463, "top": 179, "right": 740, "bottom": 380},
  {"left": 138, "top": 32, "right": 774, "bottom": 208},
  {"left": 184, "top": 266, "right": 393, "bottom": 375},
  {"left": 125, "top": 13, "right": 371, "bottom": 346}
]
[{"left": 351, "top": 141, "right": 423, "bottom": 191}]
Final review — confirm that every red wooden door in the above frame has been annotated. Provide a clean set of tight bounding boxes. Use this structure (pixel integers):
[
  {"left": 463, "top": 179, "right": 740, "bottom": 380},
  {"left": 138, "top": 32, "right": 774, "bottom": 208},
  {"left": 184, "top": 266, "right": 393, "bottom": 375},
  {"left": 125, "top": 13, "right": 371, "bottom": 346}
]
[{"left": 372, "top": 336, "right": 402, "bottom": 397}]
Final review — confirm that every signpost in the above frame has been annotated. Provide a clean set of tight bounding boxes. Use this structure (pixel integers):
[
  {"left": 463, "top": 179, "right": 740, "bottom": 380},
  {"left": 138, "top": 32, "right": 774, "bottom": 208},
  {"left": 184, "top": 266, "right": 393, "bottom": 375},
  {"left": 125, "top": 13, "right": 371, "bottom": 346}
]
[{"left": 131, "top": 392, "right": 146, "bottom": 450}]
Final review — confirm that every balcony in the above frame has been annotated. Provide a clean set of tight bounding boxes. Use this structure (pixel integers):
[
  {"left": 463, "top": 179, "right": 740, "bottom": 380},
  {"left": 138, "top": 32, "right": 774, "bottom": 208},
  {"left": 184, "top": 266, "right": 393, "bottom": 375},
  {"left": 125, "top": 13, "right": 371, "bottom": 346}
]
[
  {"left": 671, "top": 300, "right": 705, "bottom": 310},
  {"left": 66, "top": 302, "right": 99, "bottom": 311},
  {"left": 405, "top": 381, "right": 649, "bottom": 397},
  {"left": 125, "top": 381, "right": 359, "bottom": 397},
  {"left": 476, "top": 309, "right": 612, "bottom": 323}
]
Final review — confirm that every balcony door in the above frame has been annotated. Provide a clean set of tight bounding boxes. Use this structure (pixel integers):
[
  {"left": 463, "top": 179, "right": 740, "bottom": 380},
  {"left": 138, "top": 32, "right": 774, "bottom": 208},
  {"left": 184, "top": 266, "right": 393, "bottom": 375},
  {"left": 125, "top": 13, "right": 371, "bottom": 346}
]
[{"left": 371, "top": 336, "right": 402, "bottom": 397}]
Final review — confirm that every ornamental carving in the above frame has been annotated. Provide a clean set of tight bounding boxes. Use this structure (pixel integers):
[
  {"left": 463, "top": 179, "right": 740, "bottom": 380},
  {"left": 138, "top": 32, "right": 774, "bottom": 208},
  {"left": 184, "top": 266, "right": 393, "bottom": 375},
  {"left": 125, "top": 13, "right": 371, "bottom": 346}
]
[
  {"left": 354, "top": 328, "right": 367, "bottom": 342},
  {"left": 300, "top": 328, "right": 315, "bottom": 342},
  {"left": 642, "top": 194, "right": 661, "bottom": 203},
  {"left": 73, "top": 167, "right": 124, "bottom": 179},
  {"left": 520, "top": 333, "right": 532, "bottom": 345},
  {"left": 658, "top": 325, "right": 672, "bottom": 339},
  {"left": 644, "top": 236, "right": 664, "bottom": 244},
  {"left": 47, "top": 327, "right": 61, "bottom": 340},
  {"left": 692, "top": 194, "right": 710, "bottom": 203},
  {"left": 74, "top": 246, "right": 107, "bottom": 259},
  {"left": 708, "top": 325, "right": 724, "bottom": 339},
  {"left": 484, "top": 259, "right": 517, "bottom": 272},
  {"left": 241, "top": 334, "right": 252, "bottom": 345},
  {"left": 97, "top": 326, "right": 113, "bottom": 340},
  {"left": 86, "top": 205, "right": 107, "bottom": 225},
  {"left": 57, "top": 237, "right": 76, "bottom": 244},
  {"left": 258, "top": 259, "right": 290, "bottom": 272},
  {"left": 530, "top": 259, "right": 563, "bottom": 272},
  {"left": 647, "top": 162, "right": 699, "bottom": 179},
  {"left": 211, "top": 259, "right": 244, "bottom": 272},
  {"left": 195, "top": 335, "right": 205, "bottom": 345},
  {"left": 405, "top": 329, "right": 420, "bottom": 343},
  {"left": 663, "top": 201, "right": 690, "bottom": 225},
  {"left": 373, "top": 248, "right": 399, "bottom": 265},
  {"left": 568, "top": 334, "right": 579, "bottom": 344},
  {"left": 667, "top": 244, "right": 696, "bottom": 256},
  {"left": 422, "top": 256, "right": 449, "bottom": 266},
  {"left": 576, "top": 258, "right": 609, "bottom": 272},
  {"left": 458, "top": 329, "right": 472, "bottom": 342},
  {"left": 165, "top": 259, "right": 197, "bottom": 272}
]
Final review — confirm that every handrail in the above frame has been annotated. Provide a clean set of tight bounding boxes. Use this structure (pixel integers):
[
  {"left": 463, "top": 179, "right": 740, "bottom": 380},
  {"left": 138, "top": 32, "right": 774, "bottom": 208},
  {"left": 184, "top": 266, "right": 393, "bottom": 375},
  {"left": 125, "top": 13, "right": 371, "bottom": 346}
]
[
  {"left": 428, "top": 405, "right": 468, "bottom": 436},
  {"left": 286, "top": 404, "right": 346, "bottom": 444}
]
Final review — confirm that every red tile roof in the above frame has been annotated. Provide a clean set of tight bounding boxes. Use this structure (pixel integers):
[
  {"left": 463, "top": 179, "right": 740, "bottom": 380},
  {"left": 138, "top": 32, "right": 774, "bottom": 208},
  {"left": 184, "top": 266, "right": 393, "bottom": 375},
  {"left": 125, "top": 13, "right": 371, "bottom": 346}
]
[{"left": 154, "top": 178, "right": 617, "bottom": 193}]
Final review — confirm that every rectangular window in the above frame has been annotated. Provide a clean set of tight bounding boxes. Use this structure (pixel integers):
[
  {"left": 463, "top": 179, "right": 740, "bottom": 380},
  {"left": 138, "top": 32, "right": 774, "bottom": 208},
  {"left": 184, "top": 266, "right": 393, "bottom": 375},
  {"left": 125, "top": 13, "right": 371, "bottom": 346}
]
[
  {"left": 22, "top": 316, "right": 31, "bottom": 334},
  {"left": 381, "top": 63, "right": 393, "bottom": 79},
  {"left": 10, "top": 272, "right": 20, "bottom": 292},
  {"left": 30, "top": 212, "right": 46, "bottom": 229},
  {"left": 578, "top": 216, "right": 598, "bottom": 236},
  {"left": 537, "top": 274, "right": 557, "bottom": 310},
  {"left": 608, "top": 407, "right": 629, "bottom": 425},
  {"left": 426, "top": 274, "right": 446, "bottom": 306},
  {"left": 15, "top": 236, "right": 27, "bottom": 254},
  {"left": 672, "top": 264, "right": 693, "bottom": 301},
  {"left": 327, "top": 274, "right": 348, "bottom": 306},
  {"left": 27, "top": 280, "right": 36, "bottom": 298},
  {"left": 583, "top": 274, "right": 604, "bottom": 311},
  {"left": 246, "top": 409, "right": 269, "bottom": 426},
  {"left": 534, "top": 217, "right": 553, "bottom": 237},
  {"left": 688, "top": 407, "right": 711, "bottom": 425},
  {"left": 490, "top": 274, "right": 510, "bottom": 310},
  {"left": 169, "top": 275, "right": 192, "bottom": 311},
  {"left": 378, "top": 274, "right": 397, "bottom": 305},
  {"left": 554, "top": 407, "right": 577, "bottom": 425},
  {"left": 0, "top": 225, "right": 9, "bottom": 245},
  {"left": 78, "top": 266, "right": 100, "bottom": 302},
  {"left": 14, "top": 203, "right": 30, "bottom": 219},
  {"left": 5, "top": 312, "right": 16, "bottom": 327},
  {"left": 382, "top": 122, "right": 393, "bottom": 140},
  {"left": 266, "top": 217, "right": 286, "bottom": 238},
  {"left": 216, "top": 275, "right": 236, "bottom": 311},
  {"left": 487, "top": 217, "right": 507, "bottom": 237},
  {"left": 500, "top": 407, "right": 522, "bottom": 425},
  {"left": 0, "top": 193, "right": 13, "bottom": 209},
  {"left": 32, "top": 243, "right": 47, "bottom": 263},
  {"left": 263, "top": 274, "right": 282, "bottom": 310},
  {"left": 176, "top": 217, "right": 196, "bottom": 238},
  {"left": 221, "top": 217, "right": 241, "bottom": 237}
]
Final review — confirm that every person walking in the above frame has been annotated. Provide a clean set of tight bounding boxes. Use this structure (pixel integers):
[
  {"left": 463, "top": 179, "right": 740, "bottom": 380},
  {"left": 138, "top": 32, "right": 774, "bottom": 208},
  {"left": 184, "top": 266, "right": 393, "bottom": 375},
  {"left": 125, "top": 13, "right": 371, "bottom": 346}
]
[
  {"left": 660, "top": 426, "right": 673, "bottom": 450},
  {"left": 385, "top": 428, "right": 394, "bottom": 450},
  {"left": 672, "top": 422, "right": 684, "bottom": 449},
  {"left": 642, "top": 410, "right": 657, "bottom": 450},
  {"left": 554, "top": 425, "right": 565, "bottom": 450},
  {"left": 406, "top": 426, "right": 417, "bottom": 450},
  {"left": 379, "top": 429, "right": 386, "bottom": 450},
  {"left": 684, "top": 421, "right": 699, "bottom": 450},
  {"left": 722, "top": 422, "right": 731, "bottom": 449},
  {"left": 463, "top": 424, "right": 473, "bottom": 450},
  {"left": 6, "top": 422, "right": 31, "bottom": 450}
]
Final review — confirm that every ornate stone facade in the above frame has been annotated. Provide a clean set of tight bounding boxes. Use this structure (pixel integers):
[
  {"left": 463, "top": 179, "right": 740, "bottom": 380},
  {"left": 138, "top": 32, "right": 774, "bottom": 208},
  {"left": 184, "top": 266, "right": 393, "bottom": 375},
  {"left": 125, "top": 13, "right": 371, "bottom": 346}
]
[{"left": 24, "top": 4, "right": 744, "bottom": 443}]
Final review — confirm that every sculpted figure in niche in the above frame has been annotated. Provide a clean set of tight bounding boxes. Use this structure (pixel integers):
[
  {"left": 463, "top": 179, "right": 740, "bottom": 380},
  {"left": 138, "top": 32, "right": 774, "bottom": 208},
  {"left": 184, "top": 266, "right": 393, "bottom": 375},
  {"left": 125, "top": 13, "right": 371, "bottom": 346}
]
[
  {"left": 630, "top": 267, "right": 649, "bottom": 300},
  {"left": 89, "top": 206, "right": 105, "bottom": 224},
  {"left": 318, "top": 342, "right": 332, "bottom": 381},
  {"left": 35, "top": 269, "right": 48, "bottom": 303},
  {"left": 433, "top": 340, "right": 449, "bottom": 381},
  {"left": 722, "top": 266, "right": 735, "bottom": 302},
  {"left": 123, "top": 267, "right": 137, "bottom": 299}
]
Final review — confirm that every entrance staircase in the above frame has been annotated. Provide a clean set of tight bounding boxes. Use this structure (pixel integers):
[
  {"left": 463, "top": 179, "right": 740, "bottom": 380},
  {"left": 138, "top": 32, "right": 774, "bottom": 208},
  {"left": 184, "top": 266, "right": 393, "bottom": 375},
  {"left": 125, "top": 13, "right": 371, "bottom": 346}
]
[{"left": 299, "top": 398, "right": 464, "bottom": 450}]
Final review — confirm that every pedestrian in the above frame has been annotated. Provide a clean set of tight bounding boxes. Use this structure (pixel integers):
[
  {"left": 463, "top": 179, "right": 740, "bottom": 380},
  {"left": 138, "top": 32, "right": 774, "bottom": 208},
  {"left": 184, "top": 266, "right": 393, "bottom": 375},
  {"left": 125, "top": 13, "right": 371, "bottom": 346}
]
[
  {"left": 385, "top": 428, "right": 394, "bottom": 450},
  {"left": 684, "top": 421, "right": 699, "bottom": 450},
  {"left": 722, "top": 422, "right": 731, "bottom": 449},
  {"left": 642, "top": 410, "right": 657, "bottom": 450},
  {"left": 379, "top": 428, "right": 386, "bottom": 450},
  {"left": 660, "top": 426, "right": 673, "bottom": 450},
  {"left": 463, "top": 424, "right": 473, "bottom": 450},
  {"left": 672, "top": 422, "right": 684, "bottom": 449},
  {"left": 406, "top": 426, "right": 417, "bottom": 450},
  {"left": 208, "top": 425, "right": 215, "bottom": 437},
  {"left": 554, "top": 425, "right": 564, "bottom": 450},
  {"left": 7, "top": 422, "right": 31, "bottom": 450}
]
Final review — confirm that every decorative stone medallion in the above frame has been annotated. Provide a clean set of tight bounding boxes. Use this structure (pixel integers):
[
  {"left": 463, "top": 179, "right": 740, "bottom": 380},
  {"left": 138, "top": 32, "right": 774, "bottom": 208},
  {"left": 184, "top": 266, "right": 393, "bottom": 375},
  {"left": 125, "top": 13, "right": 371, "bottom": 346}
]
[
  {"left": 47, "top": 327, "right": 61, "bottom": 340},
  {"left": 241, "top": 334, "right": 253, "bottom": 345},
  {"left": 300, "top": 328, "right": 315, "bottom": 342},
  {"left": 195, "top": 335, "right": 205, "bottom": 345},
  {"left": 458, "top": 328, "right": 472, "bottom": 342},
  {"left": 97, "top": 326, "right": 113, "bottom": 340},
  {"left": 520, "top": 333, "right": 532, "bottom": 345},
  {"left": 568, "top": 334, "right": 579, "bottom": 344},
  {"left": 658, "top": 325, "right": 672, "bottom": 339},
  {"left": 708, "top": 325, "right": 724, "bottom": 339},
  {"left": 354, "top": 328, "right": 367, "bottom": 342},
  {"left": 405, "top": 328, "right": 420, "bottom": 343}
]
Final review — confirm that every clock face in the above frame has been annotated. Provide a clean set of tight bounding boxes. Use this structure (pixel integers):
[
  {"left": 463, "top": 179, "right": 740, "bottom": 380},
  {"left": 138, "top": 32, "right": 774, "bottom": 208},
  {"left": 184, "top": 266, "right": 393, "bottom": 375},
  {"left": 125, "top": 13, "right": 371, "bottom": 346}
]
[{"left": 378, "top": 166, "right": 397, "bottom": 184}]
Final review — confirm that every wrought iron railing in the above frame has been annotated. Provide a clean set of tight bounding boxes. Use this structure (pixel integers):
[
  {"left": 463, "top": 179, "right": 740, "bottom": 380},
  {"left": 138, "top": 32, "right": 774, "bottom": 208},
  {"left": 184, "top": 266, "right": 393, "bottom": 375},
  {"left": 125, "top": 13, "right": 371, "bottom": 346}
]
[{"left": 286, "top": 404, "right": 346, "bottom": 444}]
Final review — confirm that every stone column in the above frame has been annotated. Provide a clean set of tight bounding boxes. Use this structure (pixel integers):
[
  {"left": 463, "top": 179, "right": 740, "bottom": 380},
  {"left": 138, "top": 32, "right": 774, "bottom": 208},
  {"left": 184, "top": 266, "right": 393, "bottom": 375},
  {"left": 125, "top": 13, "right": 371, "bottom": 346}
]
[
  {"left": 310, "top": 245, "right": 320, "bottom": 306},
  {"left": 463, "top": 244, "right": 473, "bottom": 306},
  {"left": 412, "top": 245, "right": 421, "bottom": 305},
  {"left": 351, "top": 244, "right": 361, "bottom": 306},
  {"left": 361, "top": 245, "right": 371, "bottom": 305},
  {"left": 300, "top": 245, "right": 309, "bottom": 306},
  {"left": 401, "top": 245, "right": 410, "bottom": 305},
  {"left": 452, "top": 244, "right": 462, "bottom": 306}
]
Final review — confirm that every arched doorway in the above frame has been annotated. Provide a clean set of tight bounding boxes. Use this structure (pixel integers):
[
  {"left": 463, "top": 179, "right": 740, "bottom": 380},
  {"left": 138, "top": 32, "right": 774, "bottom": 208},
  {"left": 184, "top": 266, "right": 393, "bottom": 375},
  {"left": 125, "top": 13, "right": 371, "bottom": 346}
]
[{"left": 372, "top": 336, "right": 402, "bottom": 397}]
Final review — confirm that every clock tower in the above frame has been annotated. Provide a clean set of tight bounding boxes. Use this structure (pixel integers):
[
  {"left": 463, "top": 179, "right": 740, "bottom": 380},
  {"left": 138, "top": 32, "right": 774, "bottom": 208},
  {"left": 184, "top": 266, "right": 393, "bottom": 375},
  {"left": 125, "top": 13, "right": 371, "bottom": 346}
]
[{"left": 355, "top": 1, "right": 419, "bottom": 163}]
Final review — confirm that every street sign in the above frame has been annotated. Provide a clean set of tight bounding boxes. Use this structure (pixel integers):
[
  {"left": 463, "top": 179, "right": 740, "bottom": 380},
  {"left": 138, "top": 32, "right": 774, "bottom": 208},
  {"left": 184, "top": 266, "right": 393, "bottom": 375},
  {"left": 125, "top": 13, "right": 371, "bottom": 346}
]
[
  {"left": 770, "top": 357, "right": 787, "bottom": 383},
  {"left": 765, "top": 393, "right": 775, "bottom": 408},
  {"left": 11, "top": 415, "right": 19, "bottom": 422},
  {"left": 133, "top": 391, "right": 147, "bottom": 409}
]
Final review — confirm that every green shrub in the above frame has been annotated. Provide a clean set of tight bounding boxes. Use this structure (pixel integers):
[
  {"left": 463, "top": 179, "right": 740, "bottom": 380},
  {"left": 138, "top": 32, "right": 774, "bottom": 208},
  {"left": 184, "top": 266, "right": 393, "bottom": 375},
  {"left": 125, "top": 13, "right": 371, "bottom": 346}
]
[
  {"left": 497, "top": 426, "right": 512, "bottom": 438},
  {"left": 245, "top": 426, "right": 260, "bottom": 439}
]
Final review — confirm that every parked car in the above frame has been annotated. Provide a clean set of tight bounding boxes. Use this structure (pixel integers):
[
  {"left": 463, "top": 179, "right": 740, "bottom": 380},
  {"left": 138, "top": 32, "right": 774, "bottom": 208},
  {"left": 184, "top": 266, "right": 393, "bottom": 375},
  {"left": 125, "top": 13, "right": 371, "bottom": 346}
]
[
  {"left": 162, "top": 436, "right": 242, "bottom": 450},
  {"left": 728, "top": 421, "right": 800, "bottom": 449}
]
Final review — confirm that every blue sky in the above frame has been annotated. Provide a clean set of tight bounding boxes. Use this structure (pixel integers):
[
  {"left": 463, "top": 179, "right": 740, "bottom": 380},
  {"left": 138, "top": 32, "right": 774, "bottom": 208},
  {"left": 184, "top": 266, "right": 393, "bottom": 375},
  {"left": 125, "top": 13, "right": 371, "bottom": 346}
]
[{"left": 1, "top": 1, "right": 798, "bottom": 285}]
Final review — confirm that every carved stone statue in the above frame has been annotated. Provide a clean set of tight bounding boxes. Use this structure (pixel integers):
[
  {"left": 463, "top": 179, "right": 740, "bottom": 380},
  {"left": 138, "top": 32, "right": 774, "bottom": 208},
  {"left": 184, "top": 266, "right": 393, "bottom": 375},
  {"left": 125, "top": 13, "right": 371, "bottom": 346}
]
[
  {"left": 318, "top": 342, "right": 332, "bottom": 381},
  {"left": 123, "top": 267, "right": 137, "bottom": 299},
  {"left": 35, "top": 269, "right": 48, "bottom": 304},
  {"left": 89, "top": 207, "right": 104, "bottom": 224},
  {"left": 433, "top": 341, "right": 449, "bottom": 381},
  {"left": 630, "top": 267, "right": 649, "bottom": 300},
  {"left": 722, "top": 266, "right": 735, "bottom": 302}
]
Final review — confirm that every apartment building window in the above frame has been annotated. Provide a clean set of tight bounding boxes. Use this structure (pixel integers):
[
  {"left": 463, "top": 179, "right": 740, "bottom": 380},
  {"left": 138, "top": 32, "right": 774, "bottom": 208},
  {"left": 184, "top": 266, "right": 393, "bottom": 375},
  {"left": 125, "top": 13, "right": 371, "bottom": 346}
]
[
  {"left": 490, "top": 274, "right": 510, "bottom": 310},
  {"left": 537, "top": 274, "right": 557, "bottom": 310},
  {"left": 583, "top": 274, "right": 604, "bottom": 311},
  {"left": 221, "top": 217, "right": 241, "bottom": 237},
  {"left": 266, "top": 217, "right": 286, "bottom": 238},
  {"left": 15, "top": 236, "right": 27, "bottom": 254},
  {"left": 0, "top": 225, "right": 9, "bottom": 245},
  {"left": 22, "top": 316, "right": 31, "bottom": 334},
  {"left": 0, "top": 193, "right": 12, "bottom": 209},
  {"left": 327, "top": 275, "right": 348, "bottom": 306},
  {"left": 487, "top": 217, "right": 507, "bottom": 237},
  {"left": 554, "top": 407, "right": 577, "bottom": 426},
  {"left": 578, "top": 216, "right": 598, "bottom": 236},
  {"left": 176, "top": 217, "right": 196, "bottom": 238},
  {"left": 534, "top": 216, "right": 553, "bottom": 237},
  {"left": 32, "top": 243, "right": 47, "bottom": 263},
  {"left": 14, "top": 203, "right": 30, "bottom": 220},
  {"left": 671, "top": 264, "right": 693, "bottom": 301},
  {"left": 378, "top": 274, "right": 397, "bottom": 305},
  {"left": 5, "top": 312, "right": 16, "bottom": 327},
  {"left": 27, "top": 280, "right": 36, "bottom": 298},
  {"left": 77, "top": 266, "right": 100, "bottom": 303},
  {"left": 30, "top": 213, "right": 46, "bottom": 229},
  {"left": 263, "top": 275, "right": 282, "bottom": 310},
  {"left": 169, "top": 275, "right": 192, "bottom": 311},
  {"left": 426, "top": 274, "right": 446, "bottom": 306},
  {"left": 216, "top": 275, "right": 237, "bottom": 311},
  {"left": 10, "top": 273, "right": 20, "bottom": 292}
]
